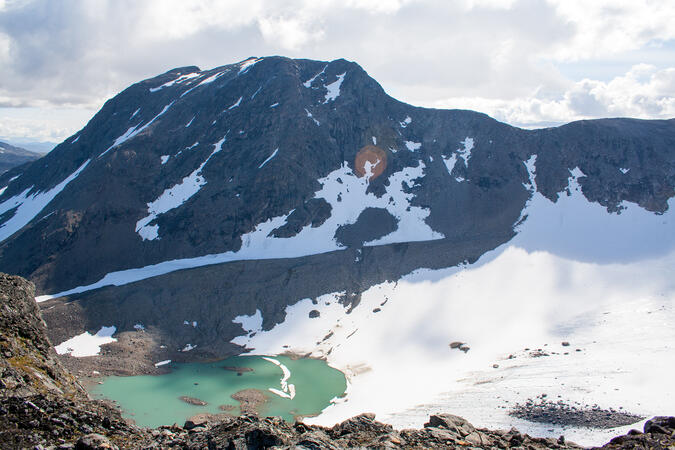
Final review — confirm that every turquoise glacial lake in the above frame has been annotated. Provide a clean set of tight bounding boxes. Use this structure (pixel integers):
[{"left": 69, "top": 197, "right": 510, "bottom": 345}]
[{"left": 89, "top": 355, "right": 347, "bottom": 428}]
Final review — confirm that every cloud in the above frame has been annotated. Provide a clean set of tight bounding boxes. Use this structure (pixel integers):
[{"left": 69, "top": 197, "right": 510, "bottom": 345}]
[
  {"left": 0, "top": 0, "right": 672, "bottom": 141},
  {"left": 426, "top": 64, "right": 675, "bottom": 127}
]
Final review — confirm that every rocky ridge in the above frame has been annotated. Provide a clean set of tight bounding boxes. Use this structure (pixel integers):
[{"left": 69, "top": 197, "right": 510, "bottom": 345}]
[{"left": 1, "top": 273, "right": 674, "bottom": 449}]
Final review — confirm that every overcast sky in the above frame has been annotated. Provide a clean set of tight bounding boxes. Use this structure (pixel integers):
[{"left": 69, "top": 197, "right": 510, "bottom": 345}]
[{"left": 0, "top": 0, "right": 674, "bottom": 145}]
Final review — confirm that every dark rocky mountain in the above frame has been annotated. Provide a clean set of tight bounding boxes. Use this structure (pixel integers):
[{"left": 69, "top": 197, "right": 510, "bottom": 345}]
[
  {"left": 0, "top": 140, "right": 41, "bottom": 173},
  {"left": 0, "top": 56, "right": 673, "bottom": 364},
  {"left": 2, "top": 272, "right": 673, "bottom": 449}
]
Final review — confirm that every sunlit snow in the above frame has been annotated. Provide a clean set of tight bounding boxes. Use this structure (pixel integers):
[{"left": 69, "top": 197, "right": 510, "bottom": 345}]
[
  {"left": 238, "top": 57, "right": 261, "bottom": 75},
  {"left": 135, "top": 136, "right": 226, "bottom": 240},
  {"left": 324, "top": 73, "right": 346, "bottom": 103},
  {"left": 55, "top": 326, "right": 117, "bottom": 357},
  {"left": 100, "top": 102, "right": 175, "bottom": 157},
  {"left": 258, "top": 148, "right": 279, "bottom": 169},
  {"left": 231, "top": 169, "right": 674, "bottom": 447},
  {"left": 404, "top": 141, "right": 421, "bottom": 151},
  {"left": 303, "top": 64, "right": 327, "bottom": 88},
  {"left": 0, "top": 160, "right": 90, "bottom": 242},
  {"left": 149, "top": 72, "right": 200, "bottom": 92},
  {"left": 228, "top": 97, "right": 242, "bottom": 110}
]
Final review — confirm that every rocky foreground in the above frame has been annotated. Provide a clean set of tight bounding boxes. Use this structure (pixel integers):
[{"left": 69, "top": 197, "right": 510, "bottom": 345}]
[{"left": 1, "top": 273, "right": 673, "bottom": 449}]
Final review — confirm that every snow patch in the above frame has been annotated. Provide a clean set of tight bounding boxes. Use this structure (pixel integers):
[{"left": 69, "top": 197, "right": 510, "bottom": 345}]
[
  {"left": 619, "top": 167, "right": 630, "bottom": 174},
  {"left": 258, "top": 148, "right": 279, "bottom": 169},
  {"left": 303, "top": 64, "right": 327, "bottom": 88},
  {"left": 263, "top": 357, "right": 296, "bottom": 400},
  {"left": 400, "top": 116, "right": 412, "bottom": 128},
  {"left": 305, "top": 109, "right": 320, "bottom": 126},
  {"left": 135, "top": 136, "right": 227, "bottom": 240},
  {"left": 0, "top": 160, "right": 90, "bottom": 243},
  {"left": 149, "top": 72, "right": 200, "bottom": 92},
  {"left": 154, "top": 360, "right": 171, "bottom": 367},
  {"left": 133, "top": 323, "right": 145, "bottom": 331},
  {"left": 160, "top": 155, "right": 169, "bottom": 165},
  {"left": 233, "top": 309, "right": 263, "bottom": 336},
  {"left": 238, "top": 57, "right": 261, "bottom": 75},
  {"left": 185, "top": 116, "right": 195, "bottom": 128},
  {"left": 181, "top": 344, "right": 196, "bottom": 352},
  {"left": 228, "top": 97, "right": 242, "bottom": 110},
  {"left": 270, "top": 103, "right": 279, "bottom": 108},
  {"left": 55, "top": 326, "right": 117, "bottom": 357},
  {"left": 71, "top": 135, "right": 80, "bottom": 144},
  {"left": 457, "top": 137, "right": 474, "bottom": 165},
  {"left": 372, "top": 136, "right": 377, "bottom": 145},
  {"left": 100, "top": 102, "right": 174, "bottom": 157},
  {"left": 405, "top": 141, "right": 421, "bottom": 152},
  {"left": 324, "top": 73, "right": 346, "bottom": 103}
]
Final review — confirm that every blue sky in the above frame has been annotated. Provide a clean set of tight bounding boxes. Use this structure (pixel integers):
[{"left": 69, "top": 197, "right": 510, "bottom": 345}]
[{"left": 0, "top": 0, "right": 673, "bottom": 146}]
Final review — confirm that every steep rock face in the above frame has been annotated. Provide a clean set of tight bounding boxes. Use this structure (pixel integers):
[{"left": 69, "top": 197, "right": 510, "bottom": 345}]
[
  {"left": 0, "top": 56, "right": 673, "bottom": 364},
  {"left": 0, "top": 141, "right": 41, "bottom": 174}
]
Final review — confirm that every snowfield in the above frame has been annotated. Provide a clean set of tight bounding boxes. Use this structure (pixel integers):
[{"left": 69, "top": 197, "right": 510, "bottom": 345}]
[
  {"left": 55, "top": 326, "right": 117, "bottom": 357},
  {"left": 230, "top": 169, "right": 675, "bottom": 446}
]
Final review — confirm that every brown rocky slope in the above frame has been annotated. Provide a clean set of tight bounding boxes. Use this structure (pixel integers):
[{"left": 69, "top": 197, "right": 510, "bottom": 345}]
[{"left": 1, "top": 273, "right": 673, "bottom": 449}]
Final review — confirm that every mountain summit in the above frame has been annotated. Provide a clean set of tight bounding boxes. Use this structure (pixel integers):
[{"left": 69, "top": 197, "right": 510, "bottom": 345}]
[{"left": 0, "top": 56, "right": 673, "bottom": 441}]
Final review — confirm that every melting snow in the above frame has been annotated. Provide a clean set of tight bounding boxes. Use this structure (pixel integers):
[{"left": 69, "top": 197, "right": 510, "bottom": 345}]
[
  {"left": 149, "top": 72, "right": 200, "bottom": 92},
  {"left": 324, "top": 72, "right": 346, "bottom": 103},
  {"left": 233, "top": 309, "right": 263, "bottom": 336},
  {"left": 303, "top": 64, "right": 327, "bottom": 88},
  {"left": 228, "top": 97, "right": 242, "bottom": 110},
  {"left": 232, "top": 186, "right": 675, "bottom": 446},
  {"left": 258, "top": 148, "right": 279, "bottom": 169},
  {"left": 405, "top": 141, "right": 421, "bottom": 152},
  {"left": 457, "top": 137, "right": 474, "bottom": 165},
  {"left": 135, "top": 136, "right": 227, "bottom": 240},
  {"left": 238, "top": 57, "right": 261, "bottom": 75},
  {"left": 100, "top": 102, "right": 175, "bottom": 157},
  {"left": 263, "top": 357, "right": 296, "bottom": 399},
  {"left": 523, "top": 155, "right": 538, "bottom": 191},
  {"left": 55, "top": 326, "right": 117, "bottom": 357},
  {"left": 305, "top": 109, "right": 320, "bottom": 126},
  {"left": 0, "top": 160, "right": 90, "bottom": 242}
]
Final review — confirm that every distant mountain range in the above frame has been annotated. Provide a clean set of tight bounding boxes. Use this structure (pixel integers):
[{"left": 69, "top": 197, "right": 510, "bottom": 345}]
[{"left": 0, "top": 140, "right": 41, "bottom": 173}]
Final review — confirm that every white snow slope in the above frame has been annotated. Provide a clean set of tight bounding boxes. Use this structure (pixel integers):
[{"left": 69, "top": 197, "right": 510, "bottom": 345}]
[
  {"left": 231, "top": 165, "right": 675, "bottom": 446},
  {"left": 0, "top": 160, "right": 90, "bottom": 243}
]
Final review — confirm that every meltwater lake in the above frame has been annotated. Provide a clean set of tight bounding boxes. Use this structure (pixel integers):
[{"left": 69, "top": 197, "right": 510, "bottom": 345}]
[{"left": 89, "top": 355, "right": 347, "bottom": 428}]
